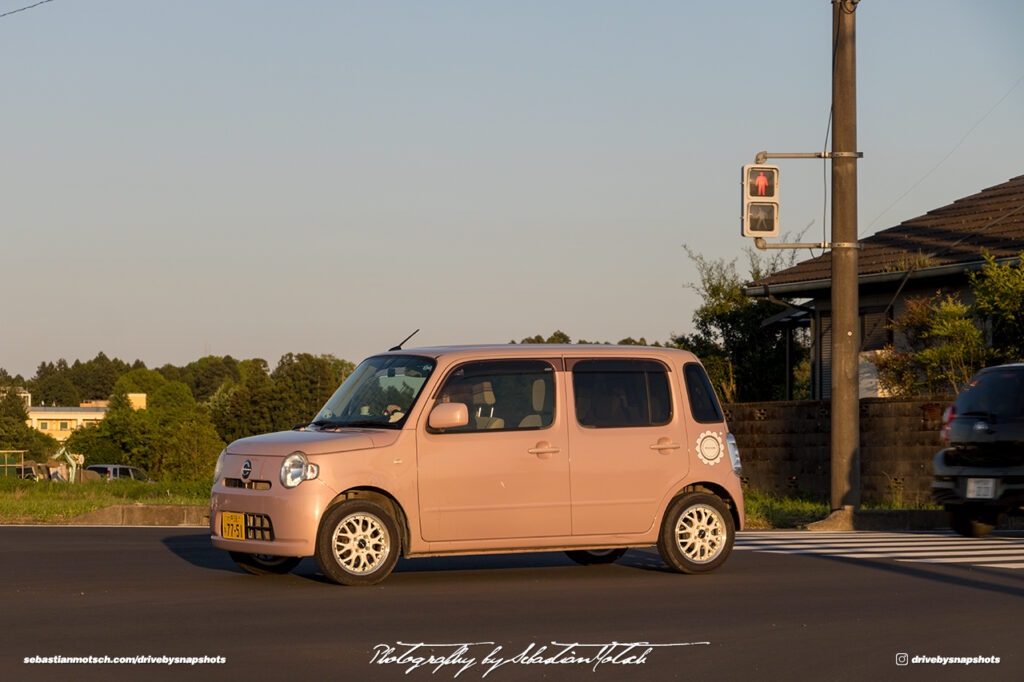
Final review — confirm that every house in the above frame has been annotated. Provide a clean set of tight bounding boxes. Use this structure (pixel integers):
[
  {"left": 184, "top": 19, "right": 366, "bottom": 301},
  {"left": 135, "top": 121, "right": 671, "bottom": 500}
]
[
  {"left": 23, "top": 392, "right": 147, "bottom": 442},
  {"left": 744, "top": 174, "right": 1024, "bottom": 398}
]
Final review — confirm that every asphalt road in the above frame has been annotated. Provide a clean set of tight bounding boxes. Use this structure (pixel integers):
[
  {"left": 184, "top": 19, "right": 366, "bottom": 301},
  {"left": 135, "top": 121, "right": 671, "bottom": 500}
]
[{"left": 2, "top": 527, "right": 1022, "bottom": 682}]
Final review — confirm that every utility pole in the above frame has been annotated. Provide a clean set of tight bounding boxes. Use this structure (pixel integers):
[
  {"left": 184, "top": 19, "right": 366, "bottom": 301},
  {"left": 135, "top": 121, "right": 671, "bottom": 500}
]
[{"left": 830, "top": 0, "right": 860, "bottom": 511}]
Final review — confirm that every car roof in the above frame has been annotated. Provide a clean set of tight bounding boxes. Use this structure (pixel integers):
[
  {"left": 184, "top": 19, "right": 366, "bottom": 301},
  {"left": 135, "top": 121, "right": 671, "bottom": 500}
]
[{"left": 376, "top": 344, "right": 699, "bottom": 364}]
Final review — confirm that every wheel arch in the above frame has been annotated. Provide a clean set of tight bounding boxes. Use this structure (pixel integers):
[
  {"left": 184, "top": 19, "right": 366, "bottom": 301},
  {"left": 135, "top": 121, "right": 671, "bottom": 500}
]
[
  {"left": 324, "top": 487, "right": 411, "bottom": 557},
  {"left": 668, "top": 482, "right": 742, "bottom": 531}
]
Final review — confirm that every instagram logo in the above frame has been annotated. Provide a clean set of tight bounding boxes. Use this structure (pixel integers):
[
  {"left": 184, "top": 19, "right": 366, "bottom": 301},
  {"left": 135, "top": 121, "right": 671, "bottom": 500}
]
[{"left": 895, "top": 653, "right": 909, "bottom": 666}]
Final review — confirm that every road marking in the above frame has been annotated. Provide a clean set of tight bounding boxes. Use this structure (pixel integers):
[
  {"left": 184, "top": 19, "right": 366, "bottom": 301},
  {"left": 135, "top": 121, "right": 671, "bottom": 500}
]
[{"left": 736, "top": 531, "right": 1024, "bottom": 570}]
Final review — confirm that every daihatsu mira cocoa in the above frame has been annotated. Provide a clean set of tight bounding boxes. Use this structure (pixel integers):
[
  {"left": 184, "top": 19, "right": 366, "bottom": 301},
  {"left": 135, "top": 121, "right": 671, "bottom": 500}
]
[{"left": 210, "top": 345, "right": 744, "bottom": 585}]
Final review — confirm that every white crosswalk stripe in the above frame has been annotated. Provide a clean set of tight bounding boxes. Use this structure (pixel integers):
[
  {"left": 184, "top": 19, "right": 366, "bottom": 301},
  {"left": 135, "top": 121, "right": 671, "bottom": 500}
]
[{"left": 735, "top": 531, "right": 1024, "bottom": 570}]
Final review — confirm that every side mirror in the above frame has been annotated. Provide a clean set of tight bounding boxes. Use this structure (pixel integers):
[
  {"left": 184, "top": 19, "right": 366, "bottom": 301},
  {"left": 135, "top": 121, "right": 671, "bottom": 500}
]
[{"left": 428, "top": 402, "right": 469, "bottom": 430}]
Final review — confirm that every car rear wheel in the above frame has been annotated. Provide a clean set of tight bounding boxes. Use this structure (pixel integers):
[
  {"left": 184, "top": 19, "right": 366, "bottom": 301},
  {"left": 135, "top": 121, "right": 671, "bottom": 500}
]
[
  {"left": 657, "top": 492, "right": 734, "bottom": 573},
  {"left": 229, "top": 552, "right": 302, "bottom": 575},
  {"left": 315, "top": 500, "right": 400, "bottom": 586},
  {"left": 565, "top": 548, "right": 628, "bottom": 565}
]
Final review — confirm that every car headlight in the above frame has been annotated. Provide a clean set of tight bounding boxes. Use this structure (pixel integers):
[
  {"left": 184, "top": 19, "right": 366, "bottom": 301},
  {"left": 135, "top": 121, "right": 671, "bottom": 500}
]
[
  {"left": 212, "top": 450, "right": 226, "bottom": 486},
  {"left": 280, "top": 451, "right": 319, "bottom": 489},
  {"left": 726, "top": 434, "right": 742, "bottom": 477}
]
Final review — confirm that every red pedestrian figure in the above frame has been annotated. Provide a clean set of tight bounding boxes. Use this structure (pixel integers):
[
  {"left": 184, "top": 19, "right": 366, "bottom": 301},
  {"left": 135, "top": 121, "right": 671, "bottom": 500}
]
[{"left": 755, "top": 171, "right": 769, "bottom": 196}]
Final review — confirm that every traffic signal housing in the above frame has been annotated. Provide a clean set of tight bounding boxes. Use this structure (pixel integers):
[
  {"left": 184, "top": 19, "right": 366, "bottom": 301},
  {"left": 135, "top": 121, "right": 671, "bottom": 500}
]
[{"left": 741, "top": 164, "right": 779, "bottom": 237}]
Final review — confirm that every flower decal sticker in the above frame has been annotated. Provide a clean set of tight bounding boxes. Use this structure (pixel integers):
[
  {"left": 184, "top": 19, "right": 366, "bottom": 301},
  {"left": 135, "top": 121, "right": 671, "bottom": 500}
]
[{"left": 696, "top": 430, "right": 725, "bottom": 466}]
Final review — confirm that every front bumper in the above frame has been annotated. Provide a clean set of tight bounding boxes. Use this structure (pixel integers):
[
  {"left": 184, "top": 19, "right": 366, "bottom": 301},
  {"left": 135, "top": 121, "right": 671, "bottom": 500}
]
[{"left": 210, "top": 478, "right": 337, "bottom": 558}]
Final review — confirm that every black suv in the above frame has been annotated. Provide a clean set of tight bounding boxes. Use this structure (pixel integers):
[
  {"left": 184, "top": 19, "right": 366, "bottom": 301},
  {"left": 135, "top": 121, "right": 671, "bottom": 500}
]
[{"left": 933, "top": 364, "right": 1024, "bottom": 537}]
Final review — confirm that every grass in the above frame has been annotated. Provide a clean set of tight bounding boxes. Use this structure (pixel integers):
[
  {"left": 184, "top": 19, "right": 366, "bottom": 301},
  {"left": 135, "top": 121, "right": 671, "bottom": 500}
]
[
  {"left": 742, "top": 487, "right": 942, "bottom": 529},
  {"left": 742, "top": 488, "right": 831, "bottom": 529},
  {"left": 0, "top": 477, "right": 211, "bottom": 524}
]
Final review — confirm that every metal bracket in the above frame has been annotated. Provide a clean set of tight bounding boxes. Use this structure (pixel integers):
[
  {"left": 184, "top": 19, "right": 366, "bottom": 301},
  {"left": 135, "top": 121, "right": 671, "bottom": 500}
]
[
  {"left": 754, "top": 150, "right": 863, "bottom": 164},
  {"left": 754, "top": 238, "right": 862, "bottom": 251}
]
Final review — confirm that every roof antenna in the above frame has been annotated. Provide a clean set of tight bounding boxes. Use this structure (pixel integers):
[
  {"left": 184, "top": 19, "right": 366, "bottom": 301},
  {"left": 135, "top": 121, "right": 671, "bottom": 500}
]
[{"left": 389, "top": 329, "right": 420, "bottom": 351}]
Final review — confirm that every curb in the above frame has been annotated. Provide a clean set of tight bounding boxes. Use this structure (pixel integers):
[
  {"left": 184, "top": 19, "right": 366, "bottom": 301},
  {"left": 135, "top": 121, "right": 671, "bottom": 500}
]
[
  {"left": 807, "top": 509, "right": 1024, "bottom": 532},
  {"left": 68, "top": 504, "right": 209, "bottom": 527}
]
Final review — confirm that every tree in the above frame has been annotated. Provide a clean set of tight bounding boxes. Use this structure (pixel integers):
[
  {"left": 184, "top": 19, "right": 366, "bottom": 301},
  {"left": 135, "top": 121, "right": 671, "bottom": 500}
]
[
  {"left": 271, "top": 353, "right": 355, "bottom": 427},
  {"left": 672, "top": 246, "right": 809, "bottom": 403},
  {"left": 0, "top": 389, "right": 60, "bottom": 461},
  {"left": 516, "top": 331, "right": 573, "bottom": 344},
  {"left": 877, "top": 295, "right": 990, "bottom": 398},
  {"left": 31, "top": 374, "right": 81, "bottom": 407},
  {"left": 113, "top": 368, "right": 167, "bottom": 396},
  {"left": 874, "top": 254, "right": 1024, "bottom": 397},
  {"left": 970, "top": 252, "right": 1024, "bottom": 364}
]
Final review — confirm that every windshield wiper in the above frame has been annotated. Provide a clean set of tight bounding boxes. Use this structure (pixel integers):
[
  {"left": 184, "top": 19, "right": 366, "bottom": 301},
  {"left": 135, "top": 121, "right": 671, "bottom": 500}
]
[
  {"left": 338, "top": 420, "right": 395, "bottom": 429},
  {"left": 310, "top": 419, "right": 346, "bottom": 429},
  {"left": 308, "top": 418, "right": 395, "bottom": 430}
]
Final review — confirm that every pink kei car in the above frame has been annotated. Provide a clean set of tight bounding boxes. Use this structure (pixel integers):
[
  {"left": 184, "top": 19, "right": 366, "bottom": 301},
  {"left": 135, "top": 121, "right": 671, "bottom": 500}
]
[{"left": 210, "top": 345, "right": 744, "bottom": 585}]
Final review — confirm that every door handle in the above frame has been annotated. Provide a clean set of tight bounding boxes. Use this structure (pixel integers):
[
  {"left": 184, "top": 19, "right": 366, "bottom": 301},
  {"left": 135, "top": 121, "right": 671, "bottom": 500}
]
[
  {"left": 528, "top": 441, "right": 560, "bottom": 459},
  {"left": 650, "top": 440, "right": 681, "bottom": 452}
]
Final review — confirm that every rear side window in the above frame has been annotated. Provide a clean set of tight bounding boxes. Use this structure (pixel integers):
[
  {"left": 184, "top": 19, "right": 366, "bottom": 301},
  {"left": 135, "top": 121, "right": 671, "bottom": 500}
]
[
  {"left": 683, "top": 363, "right": 724, "bottom": 423},
  {"left": 433, "top": 360, "right": 556, "bottom": 432},
  {"left": 572, "top": 359, "right": 672, "bottom": 428},
  {"left": 956, "top": 369, "right": 1024, "bottom": 420}
]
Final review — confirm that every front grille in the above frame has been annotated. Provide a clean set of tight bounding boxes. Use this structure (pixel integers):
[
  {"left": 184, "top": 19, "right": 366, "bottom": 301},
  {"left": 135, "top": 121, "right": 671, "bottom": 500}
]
[
  {"left": 244, "top": 513, "right": 275, "bottom": 541},
  {"left": 224, "top": 478, "right": 272, "bottom": 490}
]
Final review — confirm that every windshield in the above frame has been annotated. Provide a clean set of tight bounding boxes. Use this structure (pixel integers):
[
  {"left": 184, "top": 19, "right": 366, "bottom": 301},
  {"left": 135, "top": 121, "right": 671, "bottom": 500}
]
[{"left": 312, "top": 355, "right": 435, "bottom": 429}]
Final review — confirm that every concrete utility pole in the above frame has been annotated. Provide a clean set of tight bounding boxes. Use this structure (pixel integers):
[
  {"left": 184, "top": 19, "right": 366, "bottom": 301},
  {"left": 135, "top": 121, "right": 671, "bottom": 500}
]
[{"left": 830, "top": 0, "right": 861, "bottom": 511}]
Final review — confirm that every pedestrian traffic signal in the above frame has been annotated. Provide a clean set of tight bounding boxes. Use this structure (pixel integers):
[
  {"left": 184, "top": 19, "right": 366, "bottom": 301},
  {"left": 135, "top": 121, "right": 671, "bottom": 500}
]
[{"left": 741, "top": 164, "right": 779, "bottom": 237}]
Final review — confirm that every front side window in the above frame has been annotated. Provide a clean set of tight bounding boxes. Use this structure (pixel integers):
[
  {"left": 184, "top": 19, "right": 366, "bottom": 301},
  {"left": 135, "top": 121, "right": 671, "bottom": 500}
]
[
  {"left": 573, "top": 359, "right": 672, "bottom": 428},
  {"left": 431, "top": 360, "right": 555, "bottom": 433},
  {"left": 313, "top": 355, "right": 436, "bottom": 429}
]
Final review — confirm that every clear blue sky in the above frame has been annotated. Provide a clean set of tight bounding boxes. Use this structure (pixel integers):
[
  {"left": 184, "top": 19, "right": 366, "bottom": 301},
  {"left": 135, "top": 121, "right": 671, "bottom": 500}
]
[{"left": 2, "top": 0, "right": 1022, "bottom": 378}]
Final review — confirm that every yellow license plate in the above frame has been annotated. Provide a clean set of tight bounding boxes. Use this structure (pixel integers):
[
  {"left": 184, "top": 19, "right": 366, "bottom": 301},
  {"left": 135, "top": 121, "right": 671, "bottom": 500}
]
[{"left": 222, "top": 512, "right": 245, "bottom": 540}]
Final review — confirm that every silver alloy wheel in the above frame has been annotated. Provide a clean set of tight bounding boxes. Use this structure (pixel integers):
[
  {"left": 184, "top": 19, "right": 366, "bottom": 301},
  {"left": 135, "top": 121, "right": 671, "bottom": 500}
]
[
  {"left": 332, "top": 512, "right": 391, "bottom": 575},
  {"left": 674, "top": 503, "right": 726, "bottom": 564}
]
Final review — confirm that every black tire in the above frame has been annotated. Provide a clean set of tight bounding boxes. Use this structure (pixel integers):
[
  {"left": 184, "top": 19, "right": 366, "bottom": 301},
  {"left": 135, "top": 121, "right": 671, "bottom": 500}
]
[
  {"left": 565, "top": 548, "right": 628, "bottom": 566},
  {"left": 657, "top": 492, "right": 735, "bottom": 574},
  {"left": 948, "top": 506, "right": 1000, "bottom": 538},
  {"left": 315, "top": 500, "right": 400, "bottom": 586},
  {"left": 229, "top": 552, "right": 302, "bottom": 575}
]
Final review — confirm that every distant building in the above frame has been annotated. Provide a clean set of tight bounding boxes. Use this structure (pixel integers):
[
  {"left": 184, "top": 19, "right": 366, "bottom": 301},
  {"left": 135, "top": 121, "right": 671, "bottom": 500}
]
[
  {"left": 28, "top": 406, "right": 108, "bottom": 442},
  {"left": 23, "top": 392, "right": 147, "bottom": 442}
]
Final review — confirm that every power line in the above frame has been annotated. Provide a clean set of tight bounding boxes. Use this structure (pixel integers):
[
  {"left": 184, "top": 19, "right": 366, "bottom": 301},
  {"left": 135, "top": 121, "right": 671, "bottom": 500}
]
[
  {"left": 0, "top": 0, "right": 55, "bottom": 20},
  {"left": 863, "top": 71, "right": 1024, "bottom": 235}
]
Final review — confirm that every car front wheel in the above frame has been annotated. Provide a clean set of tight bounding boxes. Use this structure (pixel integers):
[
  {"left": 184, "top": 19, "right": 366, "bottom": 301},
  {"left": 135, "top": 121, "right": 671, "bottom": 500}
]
[
  {"left": 657, "top": 492, "right": 734, "bottom": 573},
  {"left": 315, "top": 500, "right": 400, "bottom": 586}
]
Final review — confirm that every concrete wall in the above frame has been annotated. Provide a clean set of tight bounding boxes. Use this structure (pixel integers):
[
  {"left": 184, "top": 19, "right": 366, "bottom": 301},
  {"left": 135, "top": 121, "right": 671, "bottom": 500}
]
[{"left": 724, "top": 397, "right": 949, "bottom": 505}]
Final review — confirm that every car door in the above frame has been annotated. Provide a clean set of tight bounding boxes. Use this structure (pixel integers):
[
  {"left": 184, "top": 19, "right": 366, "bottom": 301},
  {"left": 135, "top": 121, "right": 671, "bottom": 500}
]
[
  {"left": 416, "top": 359, "right": 571, "bottom": 542},
  {"left": 566, "top": 358, "right": 687, "bottom": 535}
]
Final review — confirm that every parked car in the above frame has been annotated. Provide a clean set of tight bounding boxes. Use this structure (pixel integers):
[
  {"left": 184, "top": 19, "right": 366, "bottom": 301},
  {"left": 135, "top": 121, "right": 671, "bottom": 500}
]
[
  {"left": 86, "top": 464, "right": 153, "bottom": 482},
  {"left": 933, "top": 364, "right": 1024, "bottom": 537},
  {"left": 210, "top": 344, "right": 744, "bottom": 585}
]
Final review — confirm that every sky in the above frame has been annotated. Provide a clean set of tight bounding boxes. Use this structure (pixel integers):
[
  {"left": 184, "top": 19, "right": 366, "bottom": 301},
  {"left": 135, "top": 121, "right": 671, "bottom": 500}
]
[{"left": 2, "top": 0, "right": 1023, "bottom": 378}]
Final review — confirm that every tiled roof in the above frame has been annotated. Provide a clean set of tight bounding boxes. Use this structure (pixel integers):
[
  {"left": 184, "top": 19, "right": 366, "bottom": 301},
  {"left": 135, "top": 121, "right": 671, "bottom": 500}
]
[{"left": 748, "top": 174, "right": 1024, "bottom": 291}]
